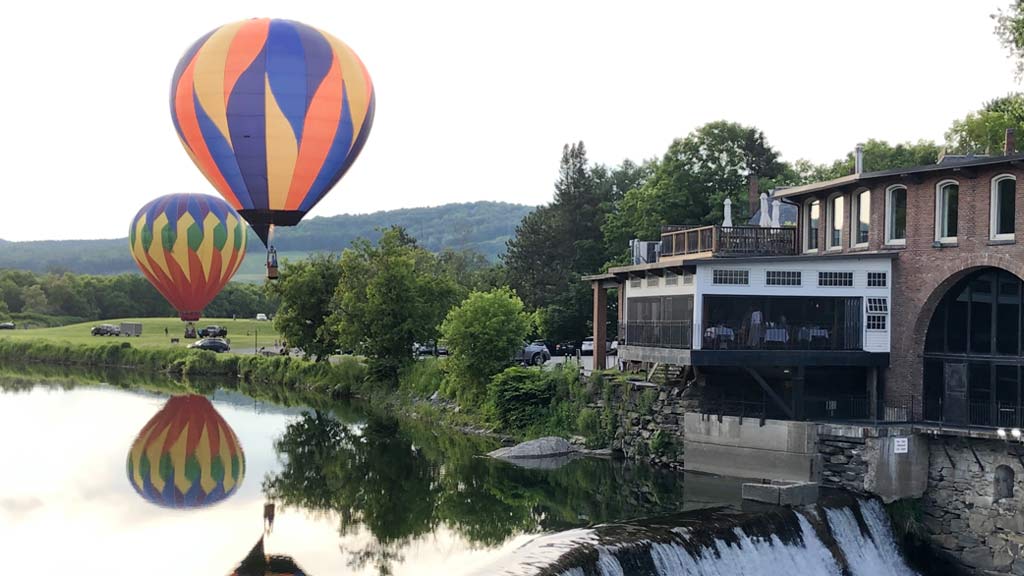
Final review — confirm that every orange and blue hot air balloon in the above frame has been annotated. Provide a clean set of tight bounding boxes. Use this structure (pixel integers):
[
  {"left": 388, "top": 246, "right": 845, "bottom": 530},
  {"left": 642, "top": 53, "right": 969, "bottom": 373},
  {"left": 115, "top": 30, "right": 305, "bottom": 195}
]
[
  {"left": 127, "top": 395, "right": 245, "bottom": 509},
  {"left": 169, "top": 18, "right": 375, "bottom": 248},
  {"left": 129, "top": 193, "right": 247, "bottom": 322}
]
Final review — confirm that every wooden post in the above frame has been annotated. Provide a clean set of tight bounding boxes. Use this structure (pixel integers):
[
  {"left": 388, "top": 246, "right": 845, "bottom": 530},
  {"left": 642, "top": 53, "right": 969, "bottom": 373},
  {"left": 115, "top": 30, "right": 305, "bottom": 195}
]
[
  {"left": 793, "top": 365, "right": 806, "bottom": 421},
  {"left": 593, "top": 283, "right": 607, "bottom": 370}
]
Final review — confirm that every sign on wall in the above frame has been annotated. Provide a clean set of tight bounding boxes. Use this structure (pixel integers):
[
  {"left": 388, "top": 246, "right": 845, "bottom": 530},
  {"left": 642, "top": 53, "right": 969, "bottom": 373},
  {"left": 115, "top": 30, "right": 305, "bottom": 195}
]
[{"left": 894, "top": 437, "right": 909, "bottom": 454}]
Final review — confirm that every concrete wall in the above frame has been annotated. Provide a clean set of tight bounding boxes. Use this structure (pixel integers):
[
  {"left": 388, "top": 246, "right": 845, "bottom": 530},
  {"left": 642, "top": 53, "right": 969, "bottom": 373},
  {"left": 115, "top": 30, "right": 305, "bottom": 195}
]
[
  {"left": 683, "top": 413, "right": 821, "bottom": 482},
  {"left": 816, "top": 423, "right": 929, "bottom": 503}
]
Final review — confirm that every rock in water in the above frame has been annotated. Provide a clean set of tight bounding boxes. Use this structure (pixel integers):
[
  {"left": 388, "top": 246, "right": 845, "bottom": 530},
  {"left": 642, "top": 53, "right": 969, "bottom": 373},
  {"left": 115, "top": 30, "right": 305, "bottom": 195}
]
[{"left": 488, "top": 436, "right": 575, "bottom": 460}]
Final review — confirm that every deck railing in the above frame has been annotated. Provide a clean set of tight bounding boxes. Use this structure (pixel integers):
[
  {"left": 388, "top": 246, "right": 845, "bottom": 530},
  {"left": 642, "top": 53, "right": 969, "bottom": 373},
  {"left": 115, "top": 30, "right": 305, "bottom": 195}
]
[
  {"left": 623, "top": 321, "right": 693, "bottom": 349},
  {"left": 660, "top": 225, "right": 797, "bottom": 258}
]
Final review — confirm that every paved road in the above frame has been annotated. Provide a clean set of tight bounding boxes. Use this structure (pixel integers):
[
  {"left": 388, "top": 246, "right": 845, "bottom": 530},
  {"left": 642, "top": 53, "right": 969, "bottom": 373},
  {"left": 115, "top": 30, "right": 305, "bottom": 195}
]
[{"left": 547, "top": 354, "right": 620, "bottom": 371}]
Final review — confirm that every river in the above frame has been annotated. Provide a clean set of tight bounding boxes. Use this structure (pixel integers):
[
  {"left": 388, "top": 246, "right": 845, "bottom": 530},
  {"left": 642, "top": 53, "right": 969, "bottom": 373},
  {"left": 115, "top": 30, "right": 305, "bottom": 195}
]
[{"left": 0, "top": 368, "right": 931, "bottom": 575}]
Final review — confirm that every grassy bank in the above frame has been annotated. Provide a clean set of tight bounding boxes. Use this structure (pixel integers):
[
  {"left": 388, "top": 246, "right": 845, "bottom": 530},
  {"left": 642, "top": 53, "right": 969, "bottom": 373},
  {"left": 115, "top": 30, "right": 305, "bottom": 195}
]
[{"left": 0, "top": 317, "right": 280, "bottom": 350}]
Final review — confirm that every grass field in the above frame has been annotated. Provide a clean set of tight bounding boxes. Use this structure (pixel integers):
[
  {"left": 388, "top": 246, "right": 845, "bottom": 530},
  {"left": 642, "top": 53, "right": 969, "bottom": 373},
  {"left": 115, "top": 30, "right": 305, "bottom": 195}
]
[{"left": 0, "top": 317, "right": 281, "bottom": 352}]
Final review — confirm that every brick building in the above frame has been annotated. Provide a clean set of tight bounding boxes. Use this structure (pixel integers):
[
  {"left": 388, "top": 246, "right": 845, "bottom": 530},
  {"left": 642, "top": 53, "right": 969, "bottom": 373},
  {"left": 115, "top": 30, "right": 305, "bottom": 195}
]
[{"left": 589, "top": 136, "right": 1024, "bottom": 430}]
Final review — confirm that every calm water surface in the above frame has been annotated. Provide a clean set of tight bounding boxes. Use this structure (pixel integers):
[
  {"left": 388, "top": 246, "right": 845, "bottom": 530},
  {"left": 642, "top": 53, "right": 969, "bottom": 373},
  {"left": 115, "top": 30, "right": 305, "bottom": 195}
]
[{"left": 0, "top": 371, "right": 735, "bottom": 575}]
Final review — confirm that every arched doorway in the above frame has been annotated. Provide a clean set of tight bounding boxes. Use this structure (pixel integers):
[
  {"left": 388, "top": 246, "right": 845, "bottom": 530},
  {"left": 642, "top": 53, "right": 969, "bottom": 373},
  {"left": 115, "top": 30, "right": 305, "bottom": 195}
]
[{"left": 923, "top": 268, "right": 1024, "bottom": 428}]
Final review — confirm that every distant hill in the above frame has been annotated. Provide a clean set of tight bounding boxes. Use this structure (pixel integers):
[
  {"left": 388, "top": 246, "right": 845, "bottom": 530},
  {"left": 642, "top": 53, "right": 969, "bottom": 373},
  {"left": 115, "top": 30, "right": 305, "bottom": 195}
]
[{"left": 0, "top": 202, "right": 534, "bottom": 277}]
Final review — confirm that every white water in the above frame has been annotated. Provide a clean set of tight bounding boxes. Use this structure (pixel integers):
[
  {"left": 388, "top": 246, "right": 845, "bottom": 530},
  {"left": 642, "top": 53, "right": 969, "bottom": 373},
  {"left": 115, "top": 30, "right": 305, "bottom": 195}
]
[{"left": 561, "top": 499, "right": 917, "bottom": 576}]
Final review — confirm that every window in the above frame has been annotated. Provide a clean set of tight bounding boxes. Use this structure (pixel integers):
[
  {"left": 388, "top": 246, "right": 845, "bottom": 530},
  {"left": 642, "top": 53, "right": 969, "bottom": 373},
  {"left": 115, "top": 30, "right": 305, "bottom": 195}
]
[
  {"left": 867, "top": 298, "right": 888, "bottom": 313},
  {"left": 647, "top": 275, "right": 659, "bottom": 287},
  {"left": 766, "top": 270, "right": 801, "bottom": 286},
  {"left": 886, "top": 185, "right": 907, "bottom": 245},
  {"left": 867, "top": 315, "right": 887, "bottom": 331},
  {"left": 682, "top": 272, "right": 694, "bottom": 285},
  {"left": 991, "top": 175, "right": 1016, "bottom": 240},
  {"left": 805, "top": 200, "right": 820, "bottom": 252},
  {"left": 819, "top": 271, "right": 854, "bottom": 287},
  {"left": 852, "top": 190, "right": 870, "bottom": 246},
  {"left": 665, "top": 270, "right": 678, "bottom": 286},
  {"left": 867, "top": 272, "right": 887, "bottom": 287},
  {"left": 936, "top": 180, "right": 959, "bottom": 242},
  {"left": 713, "top": 269, "right": 749, "bottom": 285},
  {"left": 630, "top": 276, "right": 641, "bottom": 288},
  {"left": 828, "top": 194, "right": 844, "bottom": 249}
]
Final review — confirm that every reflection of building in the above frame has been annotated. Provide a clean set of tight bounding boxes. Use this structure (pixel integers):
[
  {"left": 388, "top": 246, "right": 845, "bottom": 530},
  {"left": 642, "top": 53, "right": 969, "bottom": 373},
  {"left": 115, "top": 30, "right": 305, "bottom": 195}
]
[
  {"left": 126, "top": 394, "right": 245, "bottom": 508},
  {"left": 589, "top": 136, "right": 1024, "bottom": 431}
]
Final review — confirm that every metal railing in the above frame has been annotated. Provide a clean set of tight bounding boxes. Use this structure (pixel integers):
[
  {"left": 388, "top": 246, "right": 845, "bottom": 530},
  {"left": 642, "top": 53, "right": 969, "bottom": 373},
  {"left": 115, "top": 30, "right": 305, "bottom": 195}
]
[
  {"left": 698, "top": 322, "right": 862, "bottom": 351},
  {"left": 660, "top": 225, "right": 797, "bottom": 259},
  {"left": 623, "top": 321, "right": 693, "bottom": 349}
]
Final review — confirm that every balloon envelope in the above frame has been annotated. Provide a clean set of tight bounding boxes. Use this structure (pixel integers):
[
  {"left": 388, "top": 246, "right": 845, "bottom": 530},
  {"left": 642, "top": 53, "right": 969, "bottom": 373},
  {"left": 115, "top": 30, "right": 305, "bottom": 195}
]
[
  {"left": 127, "top": 395, "right": 245, "bottom": 508},
  {"left": 170, "top": 18, "right": 376, "bottom": 246},
  {"left": 129, "top": 193, "right": 247, "bottom": 322}
]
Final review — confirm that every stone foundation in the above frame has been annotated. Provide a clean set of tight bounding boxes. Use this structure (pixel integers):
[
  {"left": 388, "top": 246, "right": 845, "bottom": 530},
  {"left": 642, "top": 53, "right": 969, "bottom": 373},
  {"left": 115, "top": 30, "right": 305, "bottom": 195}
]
[{"left": 922, "top": 437, "right": 1024, "bottom": 575}]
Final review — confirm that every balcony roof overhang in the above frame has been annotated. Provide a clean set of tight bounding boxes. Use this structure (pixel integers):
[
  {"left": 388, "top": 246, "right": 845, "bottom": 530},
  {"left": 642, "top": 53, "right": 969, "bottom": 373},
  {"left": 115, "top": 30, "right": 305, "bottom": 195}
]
[
  {"left": 606, "top": 260, "right": 693, "bottom": 277},
  {"left": 684, "top": 250, "right": 899, "bottom": 265}
]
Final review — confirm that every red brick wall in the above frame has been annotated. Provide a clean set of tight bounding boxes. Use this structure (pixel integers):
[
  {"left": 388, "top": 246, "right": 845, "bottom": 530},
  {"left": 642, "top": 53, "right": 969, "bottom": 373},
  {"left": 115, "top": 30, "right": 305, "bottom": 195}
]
[{"left": 793, "top": 165, "right": 1024, "bottom": 408}]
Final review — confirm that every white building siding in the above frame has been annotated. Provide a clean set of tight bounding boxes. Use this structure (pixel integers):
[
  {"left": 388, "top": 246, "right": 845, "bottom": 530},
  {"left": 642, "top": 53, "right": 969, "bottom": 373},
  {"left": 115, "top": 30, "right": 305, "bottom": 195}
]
[{"left": 622, "top": 272, "right": 695, "bottom": 324}]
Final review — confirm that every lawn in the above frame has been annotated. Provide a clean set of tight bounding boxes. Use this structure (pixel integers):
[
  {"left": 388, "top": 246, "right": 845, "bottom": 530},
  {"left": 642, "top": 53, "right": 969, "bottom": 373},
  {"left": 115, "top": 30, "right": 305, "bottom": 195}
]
[{"left": 0, "top": 317, "right": 282, "bottom": 353}]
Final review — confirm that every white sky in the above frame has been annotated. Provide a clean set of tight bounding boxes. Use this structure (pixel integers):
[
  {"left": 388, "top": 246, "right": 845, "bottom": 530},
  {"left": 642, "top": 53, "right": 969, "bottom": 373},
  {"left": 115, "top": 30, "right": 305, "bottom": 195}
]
[{"left": 0, "top": 0, "right": 1019, "bottom": 241}]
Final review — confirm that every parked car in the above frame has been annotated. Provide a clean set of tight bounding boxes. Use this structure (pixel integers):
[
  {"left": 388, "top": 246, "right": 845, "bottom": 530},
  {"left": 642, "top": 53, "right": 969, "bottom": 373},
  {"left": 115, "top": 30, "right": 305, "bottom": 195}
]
[
  {"left": 256, "top": 313, "right": 269, "bottom": 321},
  {"left": 515, "top": 341, "right": 551, "bottom": 366},
  {"left": 0, "top": 322, "right": 15, "bottom": 330},
  {"left": 580, "top": 337, "right": 618, "bottom": 356},
  {"left": 91, "top": 324, "right": 121, "bottom": 336},
  {"left": 414, "top": 341, "right": 449, "bottom": 356},
  {"left": 188, "top": 338, "right": 231, "bottom": 353},
  {"left": 199, "top": 325, "right": 228, "bottom": 337}
]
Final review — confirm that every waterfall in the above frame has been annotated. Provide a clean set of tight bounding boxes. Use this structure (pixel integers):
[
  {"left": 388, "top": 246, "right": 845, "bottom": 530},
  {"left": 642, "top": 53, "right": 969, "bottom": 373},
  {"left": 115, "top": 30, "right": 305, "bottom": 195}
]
[{"left": 476, "top": 496, "right": 920, "bottom": 576}]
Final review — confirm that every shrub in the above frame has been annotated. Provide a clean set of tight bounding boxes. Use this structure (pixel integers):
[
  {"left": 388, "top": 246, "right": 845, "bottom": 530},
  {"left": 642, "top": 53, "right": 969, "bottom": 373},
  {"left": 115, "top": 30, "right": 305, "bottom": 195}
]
[
  {"left": 487, "top": 366, "right": 555, "bottom": 432},
  {"left": 401, "top": 357, "right": 445, "bottom": 397},
  {"left": 440, "top": 287, "right": 530, "bottom": 404}
]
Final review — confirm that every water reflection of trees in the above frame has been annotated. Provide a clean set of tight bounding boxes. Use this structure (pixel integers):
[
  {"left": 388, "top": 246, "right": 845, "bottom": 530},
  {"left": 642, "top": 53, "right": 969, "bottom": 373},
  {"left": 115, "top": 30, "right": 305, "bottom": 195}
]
[{"left": 263, "top": 410, "right": 689, "bottom": 575}]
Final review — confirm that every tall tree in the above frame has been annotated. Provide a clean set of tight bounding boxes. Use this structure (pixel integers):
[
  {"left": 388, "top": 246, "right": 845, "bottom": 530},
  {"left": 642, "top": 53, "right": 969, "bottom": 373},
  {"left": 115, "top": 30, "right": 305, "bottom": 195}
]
[
  {"left": 995, "top": 1, "right": 1024, "bottom": 78},
  {"left": 946, "top": 93, "right": 1024, "bottom": 154},
  {"left": 270, "top": 253, "right": 344, "bottom": 362},
  {"left": 330, "top": 227, "right": 459, "bottom": 382}
]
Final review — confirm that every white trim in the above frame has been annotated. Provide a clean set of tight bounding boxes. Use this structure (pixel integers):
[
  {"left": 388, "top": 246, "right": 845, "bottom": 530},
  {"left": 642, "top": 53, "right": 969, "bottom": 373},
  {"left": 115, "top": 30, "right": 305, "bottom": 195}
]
[
  {"left": 826, "top": 192, "right": 844, "bottom": 251},
  {"left": 850, "top": 189, "right": 870, "bottom": 248},
  {"left": 885, "top": 185, "right": 907, "bottom": 246},
  {"left": 803, "top": 198, "right": 820, "bottom": 253},
  {"left": 935, "top": 179, "right": 959, "bottom": 244},
  {"left": 990, "top": 174, "right": 1016, "bottom": 241}
]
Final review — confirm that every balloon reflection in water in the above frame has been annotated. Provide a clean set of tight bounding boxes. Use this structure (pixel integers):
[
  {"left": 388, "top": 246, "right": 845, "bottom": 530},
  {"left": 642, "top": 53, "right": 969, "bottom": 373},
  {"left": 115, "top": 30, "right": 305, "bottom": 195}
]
[
  {"left": 126, "top": 394, "right": 245, "bottom": 508},
  {"left": 232, "top": 535, "right": 308, "bottom": 576}
]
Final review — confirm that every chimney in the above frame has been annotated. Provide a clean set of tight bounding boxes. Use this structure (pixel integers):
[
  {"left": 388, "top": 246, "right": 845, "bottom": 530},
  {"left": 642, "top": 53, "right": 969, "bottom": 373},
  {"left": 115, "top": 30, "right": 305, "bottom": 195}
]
[
  {"left": 854, "top": 143, "right": 865, "bottom": 174},
  {"left": 748, "top": 175, "right": 760, "bottom": 216},
  {"left": 1005, "top": 128, "right": 1016, "bottom": 155}
]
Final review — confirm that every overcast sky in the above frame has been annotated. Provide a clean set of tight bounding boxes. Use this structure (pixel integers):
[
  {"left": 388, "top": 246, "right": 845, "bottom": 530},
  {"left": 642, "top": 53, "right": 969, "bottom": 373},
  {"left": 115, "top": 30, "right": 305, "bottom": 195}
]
[{"left": 1, "top": 0, "right": 1019, "bottom": 241}]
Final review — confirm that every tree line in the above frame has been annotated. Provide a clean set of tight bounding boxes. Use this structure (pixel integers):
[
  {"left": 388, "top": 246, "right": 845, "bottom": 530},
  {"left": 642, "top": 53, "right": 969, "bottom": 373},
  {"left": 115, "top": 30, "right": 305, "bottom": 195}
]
[{"left": 0, "top": 269, "right": 278, "bottom": 325}]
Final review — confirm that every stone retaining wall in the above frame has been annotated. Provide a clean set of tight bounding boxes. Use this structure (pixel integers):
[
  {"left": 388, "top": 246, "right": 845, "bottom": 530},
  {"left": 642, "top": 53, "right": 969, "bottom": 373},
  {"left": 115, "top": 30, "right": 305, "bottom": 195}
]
[
  {"left": 922, "top": 437, "right": 1024, "bottom": 575},
  {"left": 818, "top": 434, "right": 869, "bottom": 491}
]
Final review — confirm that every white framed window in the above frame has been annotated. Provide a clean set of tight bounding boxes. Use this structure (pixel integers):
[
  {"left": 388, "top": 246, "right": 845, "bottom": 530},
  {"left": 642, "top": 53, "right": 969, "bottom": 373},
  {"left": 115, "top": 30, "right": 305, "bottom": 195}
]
[
  {"left": 682, "top": 272, "right": 694, "bottom": 285},
  {"left": 851, "top": 189, "right": 870, "bottom": 247},
  {"left": 991, "top": 174, "right": 1016, "bottom": 241},
  {"left": 766, "top": 270, "right": 801, "bottom": 286},
  {"left": 935, "top": 180, "right": 959, "bottom": 243},
  {"left": 630, "top": 276, "right": 641, "bottom": 288},
  {"left": 866, "top": 297, "right": 889, "bottom": 313},
  {"left": 713, "top": 269, "right": 749, "bottom": 285},
  {"left": 665, "top": 270, "right": 678, "bottom": 286},
  {"left": 866, "top": 297, "right": 889, "bottom": 331},
  {"left": 885, "top": 185, "right": 907, "bottom": 246},
  {"left": 804, "top": 199, "right": 820, "bottom": 252},
  {"left": 647, "top": 275, "right": 659, "bottom": 287},
  {"left": 827, "top": 193, "right": 844, "bottom": 250},
  {"left": 867, "top": 272, "right": 887, "bottom": 287},
  {"left": 818, "top": 271, "right": 854, "bottom": 287}
]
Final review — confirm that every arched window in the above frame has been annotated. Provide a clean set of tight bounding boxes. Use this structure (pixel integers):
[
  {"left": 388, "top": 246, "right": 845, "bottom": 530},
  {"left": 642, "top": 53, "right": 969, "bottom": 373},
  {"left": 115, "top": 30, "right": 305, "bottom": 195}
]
[
  {"left": 995, "top": 465, "right": 1015, "bottom": 501},
  {"left": 935, "top": 180, "right": 959, "bottom": 243},
  {"left": 991, "top": 175, "right": 1016, "bottom": 241},
  {"left": 886, "top": 185, "right": 907, "bottom": 245},
  {"left": 828, "top": 193, "right": 844, "bottom": 250},
  {"left": 852, "top": 189, "right": 870, "bottom": 247},
  {"left": 805, "top": 199, "right": 820, "bottom": 252}
]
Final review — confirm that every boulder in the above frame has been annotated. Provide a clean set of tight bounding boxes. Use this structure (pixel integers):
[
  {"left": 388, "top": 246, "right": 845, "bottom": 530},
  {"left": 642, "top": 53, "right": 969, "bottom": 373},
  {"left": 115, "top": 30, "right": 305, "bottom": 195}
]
[{"left": 488, "top": 436, "right": 575, "bottom": 460}]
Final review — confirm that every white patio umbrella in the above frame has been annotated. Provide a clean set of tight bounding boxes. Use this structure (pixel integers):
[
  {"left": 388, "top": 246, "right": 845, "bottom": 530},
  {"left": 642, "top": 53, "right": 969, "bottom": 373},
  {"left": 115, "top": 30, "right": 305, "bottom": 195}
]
[
  {"left": 723, "top": 198, "right": 733, "bottom": 227},
  {"left": 758, "top": 193, "right": 771, "bottom": 227}
]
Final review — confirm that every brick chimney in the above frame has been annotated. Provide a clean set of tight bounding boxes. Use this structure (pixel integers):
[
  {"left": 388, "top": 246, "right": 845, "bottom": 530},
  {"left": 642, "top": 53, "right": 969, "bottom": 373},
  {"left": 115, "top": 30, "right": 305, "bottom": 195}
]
[
  {"left": 748, "top": 175, "right": 759, "bottom": 216},
  {"left": 1005, "top": 128, "right": 1016, "bottom": 155}
]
